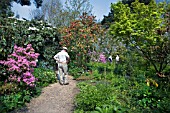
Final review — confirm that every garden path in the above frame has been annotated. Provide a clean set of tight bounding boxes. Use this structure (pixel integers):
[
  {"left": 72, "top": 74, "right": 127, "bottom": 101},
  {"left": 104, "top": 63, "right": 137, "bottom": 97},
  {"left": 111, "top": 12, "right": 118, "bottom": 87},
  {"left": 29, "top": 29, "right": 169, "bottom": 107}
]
[{"left": 15, "top": 75, "right": 79, "bottom": 113}]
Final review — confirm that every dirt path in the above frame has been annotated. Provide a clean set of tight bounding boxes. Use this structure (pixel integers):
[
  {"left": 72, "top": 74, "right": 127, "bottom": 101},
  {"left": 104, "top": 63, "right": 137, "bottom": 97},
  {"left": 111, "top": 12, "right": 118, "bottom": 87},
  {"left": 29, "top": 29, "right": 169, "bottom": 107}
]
[{"left": 15, "top": 75, "right": 79, "bottom": 113}]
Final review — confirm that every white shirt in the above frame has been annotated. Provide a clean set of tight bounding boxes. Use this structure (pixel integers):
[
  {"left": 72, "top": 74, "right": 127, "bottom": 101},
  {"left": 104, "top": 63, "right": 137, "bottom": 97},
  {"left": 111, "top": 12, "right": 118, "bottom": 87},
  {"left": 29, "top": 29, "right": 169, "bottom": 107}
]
[
  {"left": 54, "top": 50, "right": 69, "bottom": 63},
  {"left": 116, "top": 55, "right": 119, "bottom": 62}
]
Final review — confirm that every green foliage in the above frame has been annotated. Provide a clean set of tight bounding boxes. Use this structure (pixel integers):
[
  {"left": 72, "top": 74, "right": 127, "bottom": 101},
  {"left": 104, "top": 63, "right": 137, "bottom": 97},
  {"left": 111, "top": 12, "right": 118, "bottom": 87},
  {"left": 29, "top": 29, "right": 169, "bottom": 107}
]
[
  {"left": 110, "top": 0, "right": 170, "bottom": 75},
  {"left": 0, "top": 89, "right": 35, "bottom": 113},
  {"left": 116, "top": 49, "right": 148, "bottom": 77},
  {"left": 101, "top": 0, "right": 153, "bottom": 28},
  {"left": 33, "top": 68, "right": 57, "bottom": 87},
  {"left": 74, "top": 64, "right": 170, "bottom": 113},
  {"left": 0, "top": 0, "right": 14, "bottom": 17},
  {"left": 75, "top": 82, "right": 109, "bottom": 111},
  {"left": 0, "top": 17, "right": 60, "bottom": 69},
  {"left": 75, "top": 80, "right": 129, "bottom": 112},
  {"left": 87, "top": 62, "right": 114, "bottom": 73},
  {"left": 129, "top": 82, "right": 170, "bottom": 112},
  {"left": 0, "top": 68, "right": 56, "bottom": 112},
  {"left": 122, "top": 0, "right": 151, "bottom": 6},
  {"left": 0, "top": 83, "right": 18, "bottom": 95},
  {"left": 87, "top": 62, "right": 125, "bottom": 80},
  {"left": 0, "top": 93, "right": 24, "bottom": 112},
  {"left": 68, "top": 60, "right": 86, "bottom": 79},
  {"left": 69, "top": 67, "right": 84, "bottom": 79},
  {"left": 93, "top": 105, "right": 124, "bottom": 113}
]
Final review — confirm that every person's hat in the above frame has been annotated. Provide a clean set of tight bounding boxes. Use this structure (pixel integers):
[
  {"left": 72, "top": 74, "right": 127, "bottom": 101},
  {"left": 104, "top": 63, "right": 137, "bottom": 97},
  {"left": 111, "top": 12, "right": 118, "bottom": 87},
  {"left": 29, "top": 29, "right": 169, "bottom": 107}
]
[{"left": 62, "top": 47, "right": 68, "bottom": 50}]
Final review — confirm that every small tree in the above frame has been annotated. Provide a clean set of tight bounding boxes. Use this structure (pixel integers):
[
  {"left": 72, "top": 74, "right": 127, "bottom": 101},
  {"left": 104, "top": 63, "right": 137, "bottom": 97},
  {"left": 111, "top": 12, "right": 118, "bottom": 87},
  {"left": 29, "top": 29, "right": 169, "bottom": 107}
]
[
  {"left": 110, "top": 0, "right": 170, "bottom": 76},
  {"left": 59, "top": 13, "right": 104, "bottom": 68},
  {"left": 64, "top": 0, "right": 93, "bottom": 23}
]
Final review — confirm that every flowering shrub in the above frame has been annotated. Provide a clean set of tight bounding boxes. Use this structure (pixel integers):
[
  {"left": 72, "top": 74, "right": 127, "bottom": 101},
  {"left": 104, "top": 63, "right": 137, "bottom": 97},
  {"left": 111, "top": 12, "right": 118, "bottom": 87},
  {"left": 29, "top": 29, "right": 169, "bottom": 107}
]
[
  {"left": 88, "top": 51, "right": 107, "bottom": 63},
  {"left": 0, "top": 17, "right": 59, "bottom": 70},
  {"left": 0, "top": 44, "right": 39, "bottom": 87},
  {"left": 98, "top": 53, "right": 106, "bottom": 63},
  {"left": 60, "top": 13, "right": 105, "bottom": 67}
]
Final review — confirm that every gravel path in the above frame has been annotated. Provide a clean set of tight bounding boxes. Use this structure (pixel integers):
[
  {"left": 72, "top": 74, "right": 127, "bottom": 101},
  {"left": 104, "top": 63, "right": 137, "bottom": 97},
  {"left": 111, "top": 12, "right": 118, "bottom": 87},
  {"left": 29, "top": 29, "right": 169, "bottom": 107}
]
[{"left": 14, "top": 75, "right": 79, "bottom": 113}]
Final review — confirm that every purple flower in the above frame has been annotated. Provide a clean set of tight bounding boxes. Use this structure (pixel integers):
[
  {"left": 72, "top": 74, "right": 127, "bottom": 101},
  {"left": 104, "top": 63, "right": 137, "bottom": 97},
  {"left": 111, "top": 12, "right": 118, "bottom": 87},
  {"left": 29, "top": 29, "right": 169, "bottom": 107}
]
[
  {"left": 14, "top": 45, "right": 18, "bottom": 50},
  {"left": 11, "top": 52, "right": 18, "bottom": 57},
  {"left": 0, "top": 60, "right": 5, "bottom": 64},
  {"left": 99, "top": 53, "right": 106, "bottom": 63},
  {"left": 22, "top": 71, "right": 36, "bottom": 86},
  {"left": 27, "top": 44, "right": 32, "bottom": 48},
  {"left": 1, "top": 44, "right": 39, "bottom": 87},
  {"left": 17, "top": 77, "right": 21, "bottom": 82},
  {"left": 30, "top": 61, "right": 36, "bottom": 67},
  {"left": 8, "top": 64, "right": 20, "bottom": 72}
]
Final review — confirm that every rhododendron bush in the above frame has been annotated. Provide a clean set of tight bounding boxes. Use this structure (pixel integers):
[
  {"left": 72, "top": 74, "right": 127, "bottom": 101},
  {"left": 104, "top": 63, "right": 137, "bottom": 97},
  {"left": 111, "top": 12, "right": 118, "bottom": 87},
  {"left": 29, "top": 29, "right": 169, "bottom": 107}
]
[
  {"left": 0, "top": 44, "right": 39, "bottom": 87},
  {"left": 0, "top": 17, "right": 59, "bottom": 70}
]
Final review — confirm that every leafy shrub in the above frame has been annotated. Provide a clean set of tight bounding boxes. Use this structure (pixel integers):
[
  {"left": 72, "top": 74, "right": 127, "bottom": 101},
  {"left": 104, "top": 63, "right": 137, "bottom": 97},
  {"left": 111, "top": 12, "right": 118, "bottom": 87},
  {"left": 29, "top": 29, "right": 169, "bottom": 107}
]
[
  {"left": 0, "top": 89, "right": 35, "bottom": 113},
  {"left": 93, "top": 105, "right": 126, "bottom": 113},
  {"left": 0, "top": 17, "right": 60, "bottom": 69},
  {"left": 129, "top": 84, "right": 170, "bottom": 113},
  {"left": 0, "top": 93, "right": 24, "bottom": 112},
  {"left": 69, "top": 61, "right": 85, "bottom": 79},
  {"left": 87, "top": 62, "right": 115, "bottom": 74},
  {"left": 0, "top": 83, "right": 18, "bottom": 95},
  {"left": 75, "top": 81, "right": 129, "bottom": 112},
  {"left": 33, "top": 68, "right": 57, "bottom": 87},
  {"left": 0, "top": 67, "right": 56, "bottom": 112},
  {"left": 74, "top": 67, "right": 170, "bottom": 113}
]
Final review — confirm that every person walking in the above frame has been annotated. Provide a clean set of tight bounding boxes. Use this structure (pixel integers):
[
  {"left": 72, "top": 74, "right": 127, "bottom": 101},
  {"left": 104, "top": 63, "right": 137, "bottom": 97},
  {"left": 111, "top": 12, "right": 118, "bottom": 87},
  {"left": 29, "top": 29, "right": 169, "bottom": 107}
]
[{"left": 54, "top": 47, "right": 70, "bottom": 85}]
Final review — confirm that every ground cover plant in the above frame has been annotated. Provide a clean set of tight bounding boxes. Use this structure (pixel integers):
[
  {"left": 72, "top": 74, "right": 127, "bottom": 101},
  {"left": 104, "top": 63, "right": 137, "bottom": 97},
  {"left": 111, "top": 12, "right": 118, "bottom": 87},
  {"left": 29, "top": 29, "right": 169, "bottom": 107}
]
[{"left": 74, "top": 60, "right": 170, "bottom": 113}]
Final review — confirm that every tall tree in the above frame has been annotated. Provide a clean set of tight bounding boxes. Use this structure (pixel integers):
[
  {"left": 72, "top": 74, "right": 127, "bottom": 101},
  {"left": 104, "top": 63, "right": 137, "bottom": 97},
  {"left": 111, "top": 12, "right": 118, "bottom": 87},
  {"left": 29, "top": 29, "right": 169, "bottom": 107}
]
[
  {"left": 0, "top": 0, "right": 14, "bottom": 17},
  {"left": 122, "top": 0, "right": 151, "bottom": 6},
  {"left": 64, "top": 0, "right": 93, "bottom": 21},
  {"left": 39, "top": 0, "right": 64, "bottom": 26},
  {"left": 31, "top": 0, "right": 93, "bottom": 27},
  {"left": 109, "top": 0, "right": 170, "bottom": 76},
  {"left": 101, "top": 0, "right": 152, "bottom": 28}
]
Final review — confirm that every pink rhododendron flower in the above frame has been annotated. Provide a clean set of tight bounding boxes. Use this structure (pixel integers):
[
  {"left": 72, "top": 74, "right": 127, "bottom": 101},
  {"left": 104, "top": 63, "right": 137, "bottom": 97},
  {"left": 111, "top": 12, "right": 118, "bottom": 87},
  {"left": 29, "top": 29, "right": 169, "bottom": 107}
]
[
  {"left": 17, "top": 77, "right": 21, "bottom": 82},
  {"left": 0, "top": 44, "right": 39, "bottom": 87},
  {"left": 0, "top": 60, "right": 5, "bottom": 64},
  {"left": 30, "top": 61, "right": 36, "bottom": 67}
]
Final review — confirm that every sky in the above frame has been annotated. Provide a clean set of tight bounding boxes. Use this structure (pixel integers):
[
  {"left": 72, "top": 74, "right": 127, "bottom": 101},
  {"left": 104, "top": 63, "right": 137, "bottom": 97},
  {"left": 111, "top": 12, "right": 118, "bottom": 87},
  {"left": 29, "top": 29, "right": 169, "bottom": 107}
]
[
  {"left": 89, "top": 0, "right": 117, "bottom": 21},
  {"left": 11, "top": 0, "right": 118, "bottom": 21}
]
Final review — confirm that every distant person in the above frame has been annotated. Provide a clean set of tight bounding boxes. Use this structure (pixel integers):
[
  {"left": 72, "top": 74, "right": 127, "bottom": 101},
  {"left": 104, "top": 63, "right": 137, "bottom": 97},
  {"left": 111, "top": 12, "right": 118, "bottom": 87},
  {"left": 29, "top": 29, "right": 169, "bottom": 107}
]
[
  {"left": 116, "top": 55, "right": 119, "bottom": 63},
  {"left": 108, "top": 55, "right": 112, "bottom": 62},
  {"left": 54, "top": 47, "right": 70, "bottom": 85},
  {"left": 114, "top": 54, "right": 120, "bottom": 74}
]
